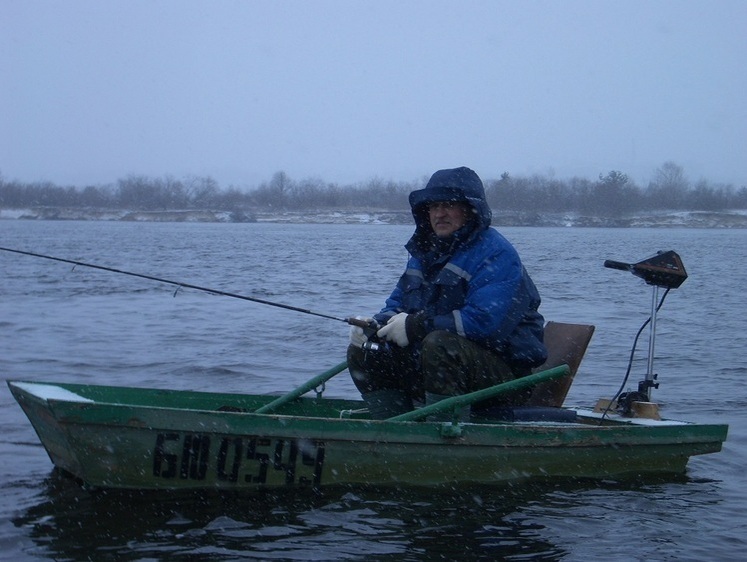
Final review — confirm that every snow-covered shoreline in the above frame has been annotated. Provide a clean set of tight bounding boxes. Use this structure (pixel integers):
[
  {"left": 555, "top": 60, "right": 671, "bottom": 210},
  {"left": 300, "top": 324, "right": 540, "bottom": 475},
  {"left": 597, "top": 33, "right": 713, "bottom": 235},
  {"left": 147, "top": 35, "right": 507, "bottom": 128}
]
[{"left": 2, "top": 207, "right": 747, "bottom": 228}]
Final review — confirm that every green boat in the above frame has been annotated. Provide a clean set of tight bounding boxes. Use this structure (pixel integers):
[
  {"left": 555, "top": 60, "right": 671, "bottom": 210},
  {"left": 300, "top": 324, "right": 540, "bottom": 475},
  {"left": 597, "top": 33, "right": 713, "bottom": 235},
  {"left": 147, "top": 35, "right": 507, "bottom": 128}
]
[
  {"left": 7, "top": 320, "right": 728, "bottom": 491},
  {"left": 4, "top": 249, "right": 730, "bottom": 490}
]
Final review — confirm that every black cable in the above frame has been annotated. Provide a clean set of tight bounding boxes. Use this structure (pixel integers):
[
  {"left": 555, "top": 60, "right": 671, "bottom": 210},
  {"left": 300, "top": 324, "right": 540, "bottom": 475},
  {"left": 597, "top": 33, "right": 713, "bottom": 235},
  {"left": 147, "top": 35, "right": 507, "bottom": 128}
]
[{"left": 599, "top": 287, "right": 671, "bottom": 421}]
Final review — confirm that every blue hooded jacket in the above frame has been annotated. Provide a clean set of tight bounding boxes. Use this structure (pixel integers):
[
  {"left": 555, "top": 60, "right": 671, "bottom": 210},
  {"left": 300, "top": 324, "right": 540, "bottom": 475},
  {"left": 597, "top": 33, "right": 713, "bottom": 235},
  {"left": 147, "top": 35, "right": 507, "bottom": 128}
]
[{"left": 375, "top": 167, "right": 547, "bottom": 368}]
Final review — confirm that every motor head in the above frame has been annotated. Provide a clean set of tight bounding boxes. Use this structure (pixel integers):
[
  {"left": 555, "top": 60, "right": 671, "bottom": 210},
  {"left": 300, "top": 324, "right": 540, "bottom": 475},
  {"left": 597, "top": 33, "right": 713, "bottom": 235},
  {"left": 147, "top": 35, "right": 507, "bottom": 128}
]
[{"left": 604, "top": 250, "right": 687, "bottom": 289}]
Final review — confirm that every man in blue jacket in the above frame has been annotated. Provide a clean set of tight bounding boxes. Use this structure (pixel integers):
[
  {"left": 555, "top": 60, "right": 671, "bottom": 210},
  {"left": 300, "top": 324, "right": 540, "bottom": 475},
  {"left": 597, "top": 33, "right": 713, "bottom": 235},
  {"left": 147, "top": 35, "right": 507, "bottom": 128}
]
[{"left": 348, "top": 166, "right": 547, "bottom": 419}]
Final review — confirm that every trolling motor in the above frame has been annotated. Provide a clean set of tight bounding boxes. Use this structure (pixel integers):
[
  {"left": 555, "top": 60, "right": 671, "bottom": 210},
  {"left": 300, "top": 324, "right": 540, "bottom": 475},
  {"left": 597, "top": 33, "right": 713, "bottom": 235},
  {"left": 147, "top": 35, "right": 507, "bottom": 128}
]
[{"left": 604, "top": 250, "right": 688, "bottom": 410}]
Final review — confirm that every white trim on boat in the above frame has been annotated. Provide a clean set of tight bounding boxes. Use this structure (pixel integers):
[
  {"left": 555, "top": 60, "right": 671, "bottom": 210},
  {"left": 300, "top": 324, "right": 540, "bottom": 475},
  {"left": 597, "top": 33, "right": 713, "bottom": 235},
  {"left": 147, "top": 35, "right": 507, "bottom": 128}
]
[
  {"left": 10, "top": 382, "right": 94, "bottom": 403},
  {"left": 571, "top": 408, "right": 689, "bottom": 426}
]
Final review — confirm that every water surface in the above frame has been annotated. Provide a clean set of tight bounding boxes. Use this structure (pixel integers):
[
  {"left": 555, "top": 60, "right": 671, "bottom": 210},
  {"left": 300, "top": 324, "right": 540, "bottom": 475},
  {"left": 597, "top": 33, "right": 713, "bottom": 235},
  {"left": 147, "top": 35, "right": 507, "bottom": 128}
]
[{"left": 1, "top": 221, "right": 745, "bottom": 560}]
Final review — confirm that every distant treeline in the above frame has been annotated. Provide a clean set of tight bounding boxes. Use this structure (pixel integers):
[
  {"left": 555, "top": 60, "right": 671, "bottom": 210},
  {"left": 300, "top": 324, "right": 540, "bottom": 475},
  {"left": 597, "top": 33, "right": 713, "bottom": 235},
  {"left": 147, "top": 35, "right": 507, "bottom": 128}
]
[{"left": 1, "top": 162, "right": 745, "bottom": 218}]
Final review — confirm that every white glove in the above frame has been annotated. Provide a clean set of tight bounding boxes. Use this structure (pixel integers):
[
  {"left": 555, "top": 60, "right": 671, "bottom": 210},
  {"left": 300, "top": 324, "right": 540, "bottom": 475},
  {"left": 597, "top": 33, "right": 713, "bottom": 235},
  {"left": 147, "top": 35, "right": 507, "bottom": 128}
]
[
  {"left": 349, "top": 316, "right": 375, "bottom": 347},
  {"left": 377, "top": 312, "right": 409, "bottom": 347}
]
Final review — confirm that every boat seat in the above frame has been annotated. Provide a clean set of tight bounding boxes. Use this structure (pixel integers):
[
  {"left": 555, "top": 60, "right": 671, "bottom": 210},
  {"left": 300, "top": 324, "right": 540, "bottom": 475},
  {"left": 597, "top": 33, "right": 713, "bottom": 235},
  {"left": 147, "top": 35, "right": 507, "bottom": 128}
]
[
  {"left": 526, "top": 321, "right": 595, "bottom": 408},
  {"left": 471, "top": 321, "right": 595, "bottom": 422}
]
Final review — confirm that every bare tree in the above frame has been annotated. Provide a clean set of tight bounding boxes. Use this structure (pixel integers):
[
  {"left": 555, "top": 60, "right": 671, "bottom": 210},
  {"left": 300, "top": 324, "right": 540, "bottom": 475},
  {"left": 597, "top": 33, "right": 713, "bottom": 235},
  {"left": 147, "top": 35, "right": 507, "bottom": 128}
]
[{"left": 649, "top": 161, "right": 689, "bottom": 209}]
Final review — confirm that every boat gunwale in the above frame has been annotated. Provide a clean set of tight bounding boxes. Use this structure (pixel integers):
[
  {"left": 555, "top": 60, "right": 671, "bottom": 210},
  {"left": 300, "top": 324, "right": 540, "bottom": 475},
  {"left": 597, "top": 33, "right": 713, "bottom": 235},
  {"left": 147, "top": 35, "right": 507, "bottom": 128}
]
[{"left": 8, "top": 380, "right": 729, "bottom": 449}]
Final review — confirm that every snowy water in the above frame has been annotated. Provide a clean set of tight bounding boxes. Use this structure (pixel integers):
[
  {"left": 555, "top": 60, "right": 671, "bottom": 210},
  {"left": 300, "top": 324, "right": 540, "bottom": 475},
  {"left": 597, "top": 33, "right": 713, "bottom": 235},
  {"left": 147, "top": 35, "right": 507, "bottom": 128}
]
[{"left": 1, "top": 220, "right": 746, "bottom": 561}]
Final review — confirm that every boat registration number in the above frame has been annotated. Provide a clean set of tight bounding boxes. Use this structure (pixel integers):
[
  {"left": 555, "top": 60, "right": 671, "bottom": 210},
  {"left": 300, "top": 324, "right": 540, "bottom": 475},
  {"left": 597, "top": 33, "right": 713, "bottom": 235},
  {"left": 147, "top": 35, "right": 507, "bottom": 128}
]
[{"left": 152, "top": 433, "right": 325, "bottom": 486}]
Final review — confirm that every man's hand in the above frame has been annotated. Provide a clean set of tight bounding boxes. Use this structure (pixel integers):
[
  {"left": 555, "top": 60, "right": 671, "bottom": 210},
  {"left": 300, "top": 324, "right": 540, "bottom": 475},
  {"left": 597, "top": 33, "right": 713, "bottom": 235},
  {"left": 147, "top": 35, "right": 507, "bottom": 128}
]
[
  {"left": 349, "top": 316, "right": 377, "bottom": 347},
  {"left": 377, "top": 312, "right": 410, "bottom": 347}
]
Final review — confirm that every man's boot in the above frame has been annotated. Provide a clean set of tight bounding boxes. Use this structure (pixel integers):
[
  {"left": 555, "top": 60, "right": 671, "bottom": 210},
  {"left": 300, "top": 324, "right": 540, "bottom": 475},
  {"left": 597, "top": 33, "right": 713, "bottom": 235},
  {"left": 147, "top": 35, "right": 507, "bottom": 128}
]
[{"left": 362, "top": 389, "right": 412, "bottom": 420}]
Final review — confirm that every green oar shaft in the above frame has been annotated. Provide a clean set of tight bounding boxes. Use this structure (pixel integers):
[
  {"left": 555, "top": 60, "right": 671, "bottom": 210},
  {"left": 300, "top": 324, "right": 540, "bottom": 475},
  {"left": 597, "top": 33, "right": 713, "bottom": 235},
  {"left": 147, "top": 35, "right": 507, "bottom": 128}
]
[
  {"left": 254, "top": 361, "right": 349, "bottom": 414},
  {"left": 388, "top": 364, "right": 570, "bottom": 422}
]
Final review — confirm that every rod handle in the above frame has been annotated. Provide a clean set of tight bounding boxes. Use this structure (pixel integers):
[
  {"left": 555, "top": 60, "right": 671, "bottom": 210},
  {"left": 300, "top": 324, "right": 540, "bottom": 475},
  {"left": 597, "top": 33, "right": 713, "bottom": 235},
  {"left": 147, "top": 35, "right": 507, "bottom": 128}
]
[{"left": 346, "top": 317, "right": 379, "bottom": 330}]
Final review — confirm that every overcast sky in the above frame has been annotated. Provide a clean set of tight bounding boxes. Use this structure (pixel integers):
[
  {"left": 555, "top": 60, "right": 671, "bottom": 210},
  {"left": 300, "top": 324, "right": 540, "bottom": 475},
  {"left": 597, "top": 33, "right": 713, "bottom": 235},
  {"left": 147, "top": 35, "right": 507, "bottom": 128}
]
[{"left": 2, "top": 0, "right": 745, "bottom": 190}]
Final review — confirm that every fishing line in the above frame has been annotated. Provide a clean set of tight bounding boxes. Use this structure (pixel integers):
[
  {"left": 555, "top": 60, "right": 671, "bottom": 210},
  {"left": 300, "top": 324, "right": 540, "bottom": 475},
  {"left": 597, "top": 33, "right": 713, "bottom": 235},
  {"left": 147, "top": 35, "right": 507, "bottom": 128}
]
[{"left": 0, "top": 246, "right": 367, "bottom": 327}]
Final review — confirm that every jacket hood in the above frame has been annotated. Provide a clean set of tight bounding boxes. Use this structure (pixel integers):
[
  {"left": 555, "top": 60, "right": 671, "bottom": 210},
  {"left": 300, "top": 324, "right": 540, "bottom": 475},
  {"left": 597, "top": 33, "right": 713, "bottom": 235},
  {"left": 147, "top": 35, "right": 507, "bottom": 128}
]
[
  {"left": 405, "top": 167, "right": 492, "bottom": 263},
  {"left": 409, "top": 166, "right": 492, "bottom": 231}
]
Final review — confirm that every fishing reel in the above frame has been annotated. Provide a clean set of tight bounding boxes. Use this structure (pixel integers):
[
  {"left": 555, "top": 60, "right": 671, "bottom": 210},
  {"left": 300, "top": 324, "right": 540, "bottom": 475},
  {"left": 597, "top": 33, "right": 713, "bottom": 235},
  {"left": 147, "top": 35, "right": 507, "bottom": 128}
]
[
  {"left": 348, "top": 317, "right": 390, "bottom": 353},
  {"left": 361, "top": 338, "right": 387, "bottom": 352},
  {"left": 361, "top": 323, "right": 389, "bottom": 353}
]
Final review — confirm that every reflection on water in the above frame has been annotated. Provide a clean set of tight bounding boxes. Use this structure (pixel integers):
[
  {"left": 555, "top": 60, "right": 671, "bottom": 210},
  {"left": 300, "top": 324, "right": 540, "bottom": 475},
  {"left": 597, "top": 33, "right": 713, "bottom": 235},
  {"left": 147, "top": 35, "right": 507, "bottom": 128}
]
[{"left": 13, "top": 470, "right": 703, "bottom": 561}]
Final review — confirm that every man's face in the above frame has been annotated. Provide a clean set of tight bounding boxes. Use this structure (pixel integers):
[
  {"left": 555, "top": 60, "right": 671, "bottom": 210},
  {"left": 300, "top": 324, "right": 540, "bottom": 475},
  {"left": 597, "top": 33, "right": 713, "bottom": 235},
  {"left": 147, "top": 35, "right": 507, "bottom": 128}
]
[{"left": 428, "top": 201, "right": 471, "bottom": 238}]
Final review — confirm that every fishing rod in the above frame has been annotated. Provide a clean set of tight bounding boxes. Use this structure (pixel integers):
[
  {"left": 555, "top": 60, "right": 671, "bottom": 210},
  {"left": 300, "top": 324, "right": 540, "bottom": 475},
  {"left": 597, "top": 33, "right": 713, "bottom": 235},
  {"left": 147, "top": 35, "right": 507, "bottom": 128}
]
[{"left": 0, "top": 246, "right": 370, "bottom": 328}]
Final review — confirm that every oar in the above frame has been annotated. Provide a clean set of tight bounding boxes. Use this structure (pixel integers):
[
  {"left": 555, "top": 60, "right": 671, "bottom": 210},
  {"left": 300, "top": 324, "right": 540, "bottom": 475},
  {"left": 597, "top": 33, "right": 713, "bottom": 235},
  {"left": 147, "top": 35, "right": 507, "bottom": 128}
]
[
  {"left": 387, "top": 364, "right": 570, "bottom": 422},
  {"left": 254, "top": 361, "right": 348, "bottom": 414}
]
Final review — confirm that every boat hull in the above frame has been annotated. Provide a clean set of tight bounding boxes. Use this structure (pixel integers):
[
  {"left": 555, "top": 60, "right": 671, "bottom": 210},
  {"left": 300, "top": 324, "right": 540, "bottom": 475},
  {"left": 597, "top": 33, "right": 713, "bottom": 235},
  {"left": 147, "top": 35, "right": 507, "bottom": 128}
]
[{"left": 8, "top": 381, "right": 728, "bottom": 490}]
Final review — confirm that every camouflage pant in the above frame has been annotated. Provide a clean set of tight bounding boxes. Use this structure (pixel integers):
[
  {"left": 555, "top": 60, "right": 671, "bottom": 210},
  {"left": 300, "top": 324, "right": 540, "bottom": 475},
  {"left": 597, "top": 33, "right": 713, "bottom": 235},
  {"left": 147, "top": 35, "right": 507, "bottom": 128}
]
[{"left": 347, "top": 330, "right": 530, "bottom": 407}]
